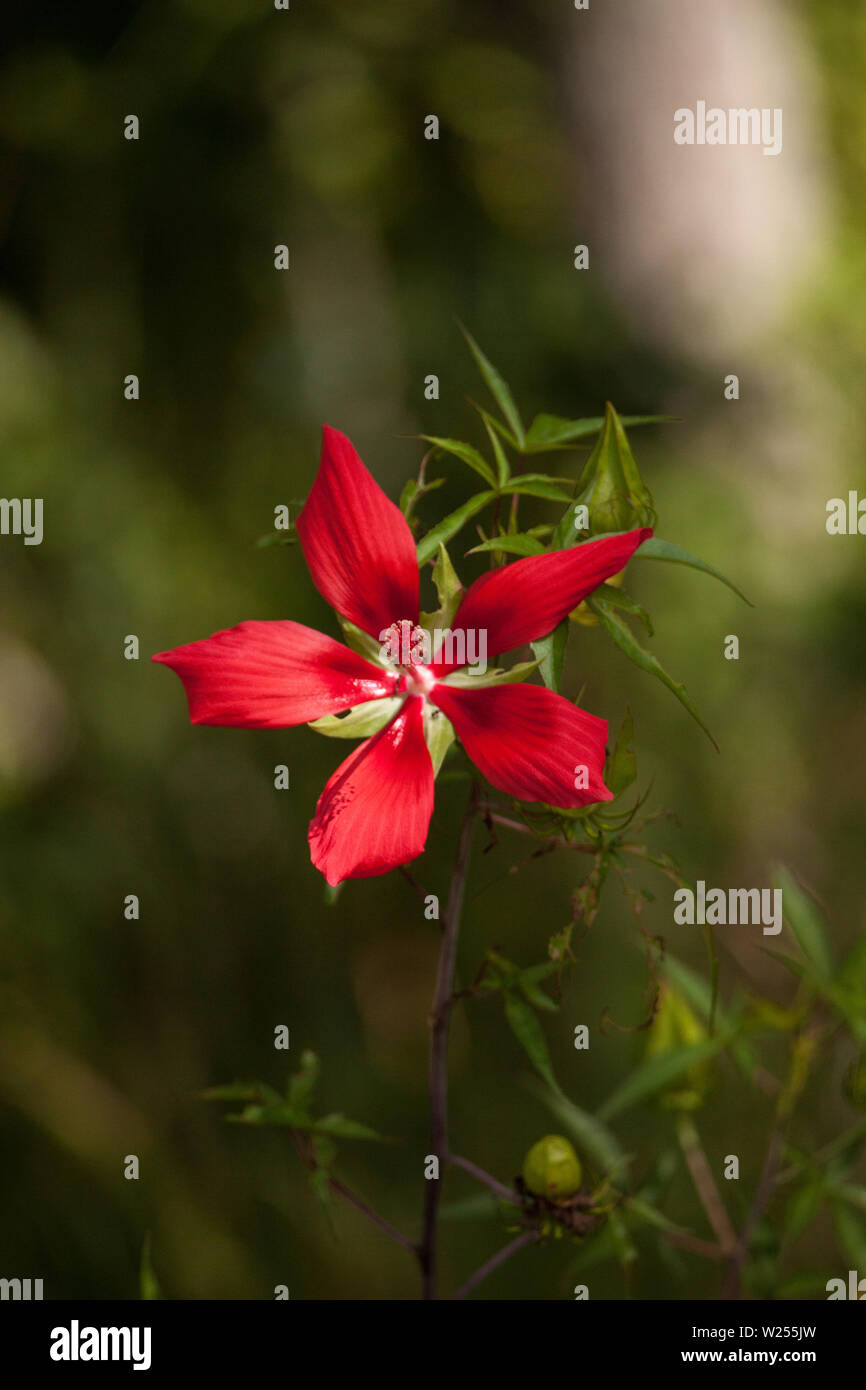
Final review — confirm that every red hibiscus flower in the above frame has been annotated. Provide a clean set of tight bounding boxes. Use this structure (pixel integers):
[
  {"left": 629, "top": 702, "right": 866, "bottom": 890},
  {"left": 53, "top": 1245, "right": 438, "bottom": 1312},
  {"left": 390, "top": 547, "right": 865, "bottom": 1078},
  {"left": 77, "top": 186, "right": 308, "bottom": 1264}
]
[{"left": 153, "top": 427, "right": 651, "bottom": 885}]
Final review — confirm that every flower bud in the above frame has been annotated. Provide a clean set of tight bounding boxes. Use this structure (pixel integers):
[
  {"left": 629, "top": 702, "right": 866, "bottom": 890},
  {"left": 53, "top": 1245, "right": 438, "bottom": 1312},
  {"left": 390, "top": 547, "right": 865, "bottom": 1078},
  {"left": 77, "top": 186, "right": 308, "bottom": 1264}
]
[
  {"left": 522, "top": 1134, "right": 583, "bottom": 1201},
  {"left": 576, "top": 402, "right": 656, "bottom": 538}
]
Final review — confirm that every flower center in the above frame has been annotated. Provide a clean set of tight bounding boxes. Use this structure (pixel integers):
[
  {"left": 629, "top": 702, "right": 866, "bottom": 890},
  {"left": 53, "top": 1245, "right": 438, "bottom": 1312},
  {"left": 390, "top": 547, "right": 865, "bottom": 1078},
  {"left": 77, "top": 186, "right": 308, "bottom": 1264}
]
[{"left": 380, "top": 620, "right": 437, "bottom": 696}]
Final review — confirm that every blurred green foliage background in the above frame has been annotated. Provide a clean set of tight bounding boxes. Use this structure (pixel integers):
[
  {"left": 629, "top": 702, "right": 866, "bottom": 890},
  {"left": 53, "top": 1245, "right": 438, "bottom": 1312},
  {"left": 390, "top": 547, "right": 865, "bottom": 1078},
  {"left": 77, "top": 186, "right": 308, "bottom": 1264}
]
[{"left": 0, "top": 0, "right": 864, "bottom": 1300}]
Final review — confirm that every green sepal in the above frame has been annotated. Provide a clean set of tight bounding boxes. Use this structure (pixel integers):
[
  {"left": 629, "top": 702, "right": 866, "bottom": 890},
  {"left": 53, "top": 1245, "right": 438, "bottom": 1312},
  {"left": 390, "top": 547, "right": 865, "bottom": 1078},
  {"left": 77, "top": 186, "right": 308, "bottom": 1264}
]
[{"left": 308, "top": 698, "right": 402, "bottom": 740}]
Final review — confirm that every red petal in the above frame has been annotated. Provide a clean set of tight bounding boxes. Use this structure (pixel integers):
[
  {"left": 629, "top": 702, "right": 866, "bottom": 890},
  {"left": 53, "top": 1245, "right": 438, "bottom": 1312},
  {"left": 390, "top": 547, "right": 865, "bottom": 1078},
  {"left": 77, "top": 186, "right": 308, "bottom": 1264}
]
[
  {"left": 153, "top": 621, "right": 395, "bottom": 727},
  {"left": 431, "top": 682, "right": 612, "bottom": 807},
  {"left": 308, "top": 696, "right": 433, "bottom": 885},
  {"left": 431, "top": 528, "right": 652, "bottom": 672},
  {"left": 296, "top": 425, "right": 419, "bottom": 636}
]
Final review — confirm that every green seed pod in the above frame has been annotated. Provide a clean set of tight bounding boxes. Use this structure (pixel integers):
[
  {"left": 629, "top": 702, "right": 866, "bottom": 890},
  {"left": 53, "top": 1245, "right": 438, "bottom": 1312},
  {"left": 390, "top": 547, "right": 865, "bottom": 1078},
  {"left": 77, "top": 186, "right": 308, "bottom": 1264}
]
[{"left": 522, "top": 1134, "right": 583, "bottom": 1201}]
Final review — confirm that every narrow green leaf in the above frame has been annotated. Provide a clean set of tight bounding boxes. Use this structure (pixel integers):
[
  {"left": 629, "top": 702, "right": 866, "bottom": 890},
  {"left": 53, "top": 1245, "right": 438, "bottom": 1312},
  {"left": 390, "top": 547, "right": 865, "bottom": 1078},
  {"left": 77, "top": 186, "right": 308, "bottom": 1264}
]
[
  {"left": 521, "top": 1076, "right": 628, "bottom": 1180},
  {"left": 774, "top": 867, "right": 833, "bottom": 981},
  {"left": 626, "top": 1196, "right": 690, "bottom": 1236},
  {"left": 466, "top": 534, "right": 546, "bottom": 557},
  {"left": 784, "top": 1178, "right": 825, "bottom": 1243},
  {"left": 459, "top": 325, "right": 525, "bottom": 448},
  {"left": 314, "top": 1113, "right": 382, "bottom": 1141},
  {"left": 399, "top": 478, "right": 418, "bottom": 516},
  {"left": 287, "top": 1050, "right": 320, "bottom": 1113},
  {"left": 586, "top": 583, "right": 653, "bottom": 636},
  {"left": 634, "top": 537, "right": 752, "bottom": 605},
  {"left": 481, "top": 411, "right": 511, "bottom": 486},
  {"left": 417, "top": 491, "right": 496, "bottom": 565},
  {"left": 518, "top": 973, "right": 557, "bottom": 1011},
  {"left": 504, "top": 994, "right": 557, "bottom": 1091},
  {"left": 499, "top": 475, "right": 574, "bottom": 503},
  {"left": 199, "top": 1082, "right": 270, "bottom": 1103},
  {"left": 255, "top": 532, "right": 298, "bottom": 549},
  {"left": 834, "top": 1201, "right": 866, "bottom": 1270},
  {"left": 467, "top": 399, "right": 519, "bottom": 451},
  {"left": 605, "top": 707, "right": 637, "bottom": 797},
  {"left": 586, "top": 594, "right": 719, "bottom": 750},
  {"left": 525, "top": 413, "right": 676, "bottom": 451},
  {"left": 415, "top": 435, "right": 497, "bottom": 488},
  {"left": 140, "top": 1234, "right": 163, "bottom": 1301},
  {"left": 531, "top": 619, "right": 568, "bottom": 694},
  {"left": 598, "top": 1038, "right": 726, "bottom": 1121}
]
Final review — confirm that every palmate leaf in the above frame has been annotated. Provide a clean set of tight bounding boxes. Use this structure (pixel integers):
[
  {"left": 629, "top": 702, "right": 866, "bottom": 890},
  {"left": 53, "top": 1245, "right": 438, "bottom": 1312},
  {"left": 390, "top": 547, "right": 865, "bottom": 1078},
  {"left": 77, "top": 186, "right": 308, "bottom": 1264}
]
[{"left": 586, "top": 592, "right": 719, "bottom": 750}]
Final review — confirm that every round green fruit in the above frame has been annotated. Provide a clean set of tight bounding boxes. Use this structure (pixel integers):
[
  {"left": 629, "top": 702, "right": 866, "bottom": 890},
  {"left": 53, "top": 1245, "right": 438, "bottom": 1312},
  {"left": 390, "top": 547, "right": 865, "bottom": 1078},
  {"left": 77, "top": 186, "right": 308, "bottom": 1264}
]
[{"left": 522, "top": 1134, "right": 582, "bottom": 1201}]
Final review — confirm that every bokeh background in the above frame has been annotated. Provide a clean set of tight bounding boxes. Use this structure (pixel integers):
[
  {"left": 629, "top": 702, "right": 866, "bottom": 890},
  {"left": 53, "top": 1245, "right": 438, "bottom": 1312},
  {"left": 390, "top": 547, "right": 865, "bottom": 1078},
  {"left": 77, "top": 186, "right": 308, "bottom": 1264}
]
[{"left": 0, "top": 0, "right": 864, "bottom": 1300}]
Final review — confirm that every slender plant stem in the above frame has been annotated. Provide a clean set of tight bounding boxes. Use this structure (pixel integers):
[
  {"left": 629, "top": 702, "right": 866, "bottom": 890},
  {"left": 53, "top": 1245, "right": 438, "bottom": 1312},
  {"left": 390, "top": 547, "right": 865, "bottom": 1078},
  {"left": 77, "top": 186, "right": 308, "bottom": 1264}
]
[
  {"left": 722, "top": 1024, "right": 821, "bottom": 1299},
  {"left": 446, "top": 1152, "right": 520, "bottom": 1205},
  {"left": 327, "top": 1175, "right": 418, "bottom": 1253},
  {"left": 676, "top": 1116, "right": 738, "bottom": 1255},
  {"left": 452, "top": 1230, "right": 541, "bottom": 1300},
  {"left": 481, "top": 809, "right": 597, "bottom": 853},
  {"left": 419, "top": 782, "right": 481, "bottom": 1299},
  {"left": 291, "top": 1133, "right": 416, "bottom": 1253}
]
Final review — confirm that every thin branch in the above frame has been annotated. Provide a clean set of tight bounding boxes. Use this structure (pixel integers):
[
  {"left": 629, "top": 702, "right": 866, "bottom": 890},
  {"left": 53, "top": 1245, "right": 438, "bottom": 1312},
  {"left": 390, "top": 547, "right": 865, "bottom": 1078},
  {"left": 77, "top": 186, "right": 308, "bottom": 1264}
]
[
  {"left": 399, "top": 864, "right": 433, "bottom": 913},
  {"left": 661, "top": 1230, "right": 728, "bottom": 1263},
  {"left": 452, "top": 1230, "right": 541, "bottom": 1300},
  {"left": 722, "top": 1023, "right": 822, "bottom": 1299},
  {"left": 291, "top": 1134, "right": 416, "bottom": 1254},
  {"left": 481, "top": 809, "right": 597, "bottom": 853},
  {"left": 327, "top": 1175, "right": 418, "bottom": 1253},
  {"left": 446, "top": 1152, "right": 521, "bottom": 1205},
  {"left": 419, "top": 782, "right": 481, "bottom": 1299},
  {"left": 676, "top": 1116, "right": 738, "bottom": 1254}
]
